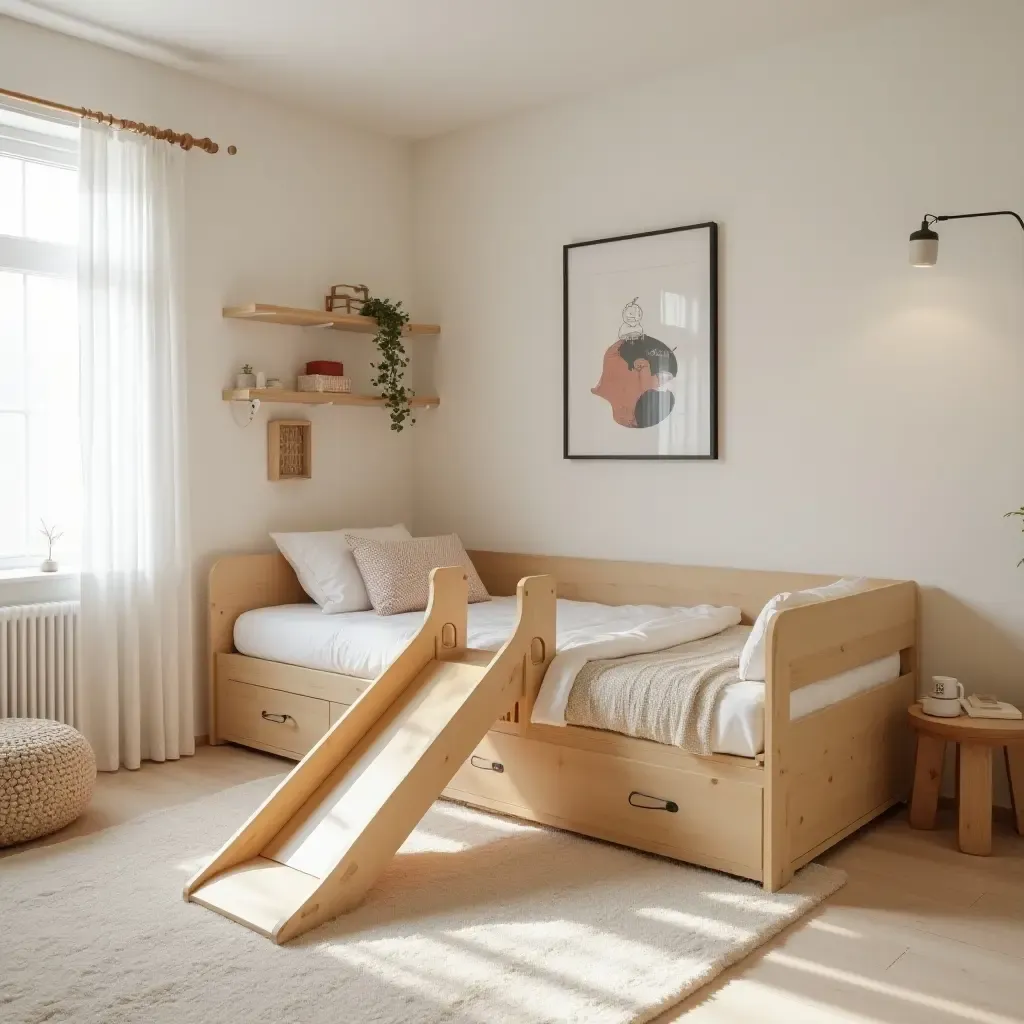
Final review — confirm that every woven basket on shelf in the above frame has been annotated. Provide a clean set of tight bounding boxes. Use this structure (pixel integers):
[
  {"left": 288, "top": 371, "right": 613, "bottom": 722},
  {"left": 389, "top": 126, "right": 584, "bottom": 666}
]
[{"left": 296, "top": 374, "right": 351, "bottom": 394}]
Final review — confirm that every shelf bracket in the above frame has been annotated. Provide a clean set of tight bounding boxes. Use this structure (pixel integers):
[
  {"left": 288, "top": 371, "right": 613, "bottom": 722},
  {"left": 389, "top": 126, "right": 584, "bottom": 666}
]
[{"left": 229, "top": 397, "right": 261, "bottom": 428}]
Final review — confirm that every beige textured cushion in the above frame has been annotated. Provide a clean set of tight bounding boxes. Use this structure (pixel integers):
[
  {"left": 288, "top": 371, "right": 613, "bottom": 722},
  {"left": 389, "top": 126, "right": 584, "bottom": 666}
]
[
  {"left": 348, "top": 534, "right": 490, "bottom": 616},
  {"left": 0, "top": 719, "right": 96, "bottom": 847}
]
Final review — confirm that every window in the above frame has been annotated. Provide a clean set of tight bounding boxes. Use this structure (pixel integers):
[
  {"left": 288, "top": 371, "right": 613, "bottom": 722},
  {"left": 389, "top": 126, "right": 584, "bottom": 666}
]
[{"left": 0, "top": 105, "right": 79, "bottom": 569}]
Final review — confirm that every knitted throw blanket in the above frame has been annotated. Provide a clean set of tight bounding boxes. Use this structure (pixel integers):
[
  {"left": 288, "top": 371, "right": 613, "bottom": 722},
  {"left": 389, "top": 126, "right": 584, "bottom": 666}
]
[{"left": 564, "top": 624, "right": 751, "bottom": 755}]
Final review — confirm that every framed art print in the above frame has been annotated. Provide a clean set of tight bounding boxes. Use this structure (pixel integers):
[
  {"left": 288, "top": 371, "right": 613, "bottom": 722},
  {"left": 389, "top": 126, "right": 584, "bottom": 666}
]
[{"left": 563, "top": 222, "right": 718, "bottom": 460}]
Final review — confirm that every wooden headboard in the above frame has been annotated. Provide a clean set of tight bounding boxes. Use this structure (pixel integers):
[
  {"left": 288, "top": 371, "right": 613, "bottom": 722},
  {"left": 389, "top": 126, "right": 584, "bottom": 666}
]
[
  {"left": 468, "top": 551, "right": 888, "bottom": 624},
  {"left": 208, "top": 553, "right": 307, "bottom": 683},
  {"left": 208, "top": 548, "right": 891, "bottom": 665}
]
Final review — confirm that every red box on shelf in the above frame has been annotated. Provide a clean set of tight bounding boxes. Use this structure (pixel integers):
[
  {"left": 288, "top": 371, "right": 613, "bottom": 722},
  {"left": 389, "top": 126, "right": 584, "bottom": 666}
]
[{"left": 306, "top": 360, "right": 343, "bottom": 376}]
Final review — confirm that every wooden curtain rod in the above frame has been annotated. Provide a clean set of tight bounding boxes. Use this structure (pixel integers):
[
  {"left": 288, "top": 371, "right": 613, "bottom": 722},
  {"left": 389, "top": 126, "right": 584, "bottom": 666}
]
[{"left": 0, "top": 86, "right": 236, "bottom": 155}]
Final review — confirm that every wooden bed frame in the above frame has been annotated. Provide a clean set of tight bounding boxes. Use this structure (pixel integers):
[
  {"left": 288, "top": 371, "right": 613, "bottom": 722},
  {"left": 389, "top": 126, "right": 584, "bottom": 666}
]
[{"left": 207, "top": 550, "right": 918, "bottom": 891}]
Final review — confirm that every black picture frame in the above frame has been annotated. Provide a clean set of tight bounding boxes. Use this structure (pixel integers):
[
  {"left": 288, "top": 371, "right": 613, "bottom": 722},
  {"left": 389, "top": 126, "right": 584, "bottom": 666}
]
[{"left": 563, "top": 221, "right": 719, "bottom": 461}]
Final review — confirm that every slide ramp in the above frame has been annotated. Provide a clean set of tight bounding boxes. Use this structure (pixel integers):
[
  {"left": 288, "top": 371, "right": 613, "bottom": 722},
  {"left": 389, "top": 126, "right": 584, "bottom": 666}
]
[{"left": 185, "top": 567, "right": 554, "bottom": 943}]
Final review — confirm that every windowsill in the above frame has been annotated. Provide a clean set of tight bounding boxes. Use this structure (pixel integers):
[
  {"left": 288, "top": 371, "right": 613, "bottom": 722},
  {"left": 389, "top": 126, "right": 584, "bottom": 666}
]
[
  {"left": 0, "top": 566, "right": 80, "bottom": 607},
  {"left": 0, "top": 566, "right": 80, "bottom": 582}
]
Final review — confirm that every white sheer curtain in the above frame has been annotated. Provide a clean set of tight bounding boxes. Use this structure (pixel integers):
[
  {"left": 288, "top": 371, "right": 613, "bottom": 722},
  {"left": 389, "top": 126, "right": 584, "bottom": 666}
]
[{"left": 77, "top": 121, "right": 194, "bottom": 771}]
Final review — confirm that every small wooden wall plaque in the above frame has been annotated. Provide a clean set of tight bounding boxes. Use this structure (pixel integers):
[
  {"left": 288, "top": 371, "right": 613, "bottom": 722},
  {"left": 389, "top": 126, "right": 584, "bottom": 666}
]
[{"left": 268, "top": 420, "right": 312, "bottom": 481}]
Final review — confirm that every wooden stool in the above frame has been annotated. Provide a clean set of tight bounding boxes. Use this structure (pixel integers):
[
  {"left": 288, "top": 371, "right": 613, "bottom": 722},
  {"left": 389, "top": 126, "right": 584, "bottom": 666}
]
[{"left": 908, "top": 703, "right": 1024, "bottom": 855}]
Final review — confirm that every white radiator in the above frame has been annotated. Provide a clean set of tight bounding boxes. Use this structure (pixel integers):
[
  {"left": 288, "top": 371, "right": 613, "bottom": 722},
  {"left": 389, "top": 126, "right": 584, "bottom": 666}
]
[{"left": 0, "top": 602, "right": 80, "bottom": 726}]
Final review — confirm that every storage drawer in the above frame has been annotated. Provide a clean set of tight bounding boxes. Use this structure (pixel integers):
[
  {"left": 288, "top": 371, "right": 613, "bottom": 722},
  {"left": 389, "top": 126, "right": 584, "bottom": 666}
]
[
  {"left": 218, "top": 678, "right": 330, "bottom": 758},
  {"left": 444, "top": 731, "right": 763, "bottom": 879},
  {"left": 217, "top": 652, "right": 368, "bottom": 705}
]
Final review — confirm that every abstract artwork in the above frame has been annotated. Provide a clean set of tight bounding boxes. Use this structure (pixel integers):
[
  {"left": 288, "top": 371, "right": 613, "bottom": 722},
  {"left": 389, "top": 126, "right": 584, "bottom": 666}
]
[{"left": 563, "top": 222, "right": 718, "bottom": 459}]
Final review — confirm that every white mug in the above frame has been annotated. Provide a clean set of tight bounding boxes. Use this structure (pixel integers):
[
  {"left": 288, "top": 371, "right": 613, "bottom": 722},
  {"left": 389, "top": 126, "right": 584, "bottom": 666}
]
[
  {"left": 931, "top": 676, "right": 964, "bottom": 700},
  {"left": 922, "top": 695, "right": 962, "bottom": 718}
]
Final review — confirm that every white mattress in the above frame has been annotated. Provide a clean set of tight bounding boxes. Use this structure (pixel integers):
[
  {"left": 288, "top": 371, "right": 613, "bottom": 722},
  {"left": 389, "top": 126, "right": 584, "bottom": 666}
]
[{"left": 233, "top": 598, "right": 901, "bottom": 758}]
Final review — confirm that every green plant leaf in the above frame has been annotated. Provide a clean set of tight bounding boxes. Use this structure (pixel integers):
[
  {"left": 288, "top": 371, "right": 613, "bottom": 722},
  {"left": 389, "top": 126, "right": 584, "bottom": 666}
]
[{"left": 363, "top": 295, "right": 414, "bottom": 433}]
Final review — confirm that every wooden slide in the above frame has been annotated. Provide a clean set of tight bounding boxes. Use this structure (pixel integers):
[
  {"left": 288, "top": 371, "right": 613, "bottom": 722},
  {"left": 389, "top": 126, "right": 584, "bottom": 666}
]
[{"left": 184, "top": 566, "right": 555, "bottom": 944}]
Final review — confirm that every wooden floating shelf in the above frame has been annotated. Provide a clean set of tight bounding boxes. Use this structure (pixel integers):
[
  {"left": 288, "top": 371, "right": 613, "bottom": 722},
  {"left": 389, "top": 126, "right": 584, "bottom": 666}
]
[
  {"left": 223, "top": 303, "right": 441, "bottom": 336},
  {"left": 223, "top": 388, "right": 440, "bottom": 408}
]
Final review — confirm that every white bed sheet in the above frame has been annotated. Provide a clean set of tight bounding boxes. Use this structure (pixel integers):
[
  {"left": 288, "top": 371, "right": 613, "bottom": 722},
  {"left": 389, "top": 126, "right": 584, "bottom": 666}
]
[{"left": 233, "top": 598, "right": 901, "bottom": 758}]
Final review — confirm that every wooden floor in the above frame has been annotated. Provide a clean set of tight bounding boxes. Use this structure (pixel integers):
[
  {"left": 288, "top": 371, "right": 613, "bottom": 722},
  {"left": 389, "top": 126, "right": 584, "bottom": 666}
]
[
  {"left": 0, "top": 743, "right": 285, "bottom": 861},
  {"left": 4, "top": 745, "right": 1022, "bottom": 1021}
]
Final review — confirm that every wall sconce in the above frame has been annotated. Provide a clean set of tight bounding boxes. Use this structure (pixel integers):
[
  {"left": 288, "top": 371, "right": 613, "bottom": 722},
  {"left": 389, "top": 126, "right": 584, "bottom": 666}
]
[{"left": 910, "top": 210, "right": 1024, "bottom": 267}]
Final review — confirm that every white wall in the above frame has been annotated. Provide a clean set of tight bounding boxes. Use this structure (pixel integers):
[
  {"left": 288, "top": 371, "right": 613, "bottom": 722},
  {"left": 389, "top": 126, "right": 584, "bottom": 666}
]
[
  {"left": 5, "top": 0, "right": 1024, "bottom": 791},
  {"left": 412, "top": 1, "right": 1024, "bottom": 792},
  {"left": 0, "top": 16, "right": 417, "bottom": 731}
]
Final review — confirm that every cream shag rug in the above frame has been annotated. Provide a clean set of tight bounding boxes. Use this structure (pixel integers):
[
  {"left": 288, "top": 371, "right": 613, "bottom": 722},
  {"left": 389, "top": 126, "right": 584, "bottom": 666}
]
[{"left": 0, "top": 776, "right": 845, "bottom": 1024}]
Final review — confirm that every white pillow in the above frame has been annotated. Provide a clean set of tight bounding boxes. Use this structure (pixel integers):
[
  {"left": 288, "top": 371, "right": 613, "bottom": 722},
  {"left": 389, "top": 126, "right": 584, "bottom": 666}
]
[
  {"left": 271, "top": 525, "right": 412, "bottom": 613},
  {"left": 738, "top": 577, "right": 870, "bottom": 682}
]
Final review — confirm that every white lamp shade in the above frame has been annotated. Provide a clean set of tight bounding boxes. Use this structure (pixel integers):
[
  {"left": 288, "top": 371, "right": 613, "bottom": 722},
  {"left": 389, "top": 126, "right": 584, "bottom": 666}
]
[{"left": 909, "top": 233, "right": 938, "bottom": 267}]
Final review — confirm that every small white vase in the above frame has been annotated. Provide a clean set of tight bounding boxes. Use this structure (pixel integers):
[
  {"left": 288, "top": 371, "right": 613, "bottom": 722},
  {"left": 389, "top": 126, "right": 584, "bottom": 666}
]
[
  {"left": 236, "top": 373, "right": 257, "bottom": 389},
  {"left": 40, "top": 559, "right": 58, "bottom": 573}
]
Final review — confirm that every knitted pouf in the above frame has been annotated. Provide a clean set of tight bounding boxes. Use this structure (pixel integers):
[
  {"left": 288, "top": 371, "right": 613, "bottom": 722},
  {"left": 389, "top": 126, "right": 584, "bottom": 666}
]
[{"left": 0, "top": 719, "right": 96, "bottom": 847}]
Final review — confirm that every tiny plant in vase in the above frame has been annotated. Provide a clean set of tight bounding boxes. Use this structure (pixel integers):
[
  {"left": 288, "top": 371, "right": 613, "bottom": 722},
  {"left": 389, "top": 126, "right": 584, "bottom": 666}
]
[
  {"left": 39, "top": 520, "right": 63, "bottom": 573},
  {"left": 363, "top": 296, "right": 415, "bottom": 432}
]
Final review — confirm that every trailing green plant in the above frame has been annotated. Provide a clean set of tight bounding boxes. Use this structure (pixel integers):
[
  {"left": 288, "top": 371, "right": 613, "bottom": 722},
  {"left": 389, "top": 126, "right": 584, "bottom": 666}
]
[
  {"left": 363, "top": 296, "right": 414, "bottom": 432},
  {"left": 1005, "top": 506, "right": 1024, "bottom": 565}
]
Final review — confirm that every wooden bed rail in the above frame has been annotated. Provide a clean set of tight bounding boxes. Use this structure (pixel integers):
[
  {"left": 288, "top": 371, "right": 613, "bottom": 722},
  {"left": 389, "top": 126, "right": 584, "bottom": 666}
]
[
  {"left": 768, "top": 581, "right": 917, "bottom": 692},
  {"left": 763, "top": 581, "right": 918, "bottom": 889},
  {"left": 469, "top": 550, "right": 875, "bottom": 624},
  {"left": 470, "top": 550, "right": 905, "bottom": 734}
]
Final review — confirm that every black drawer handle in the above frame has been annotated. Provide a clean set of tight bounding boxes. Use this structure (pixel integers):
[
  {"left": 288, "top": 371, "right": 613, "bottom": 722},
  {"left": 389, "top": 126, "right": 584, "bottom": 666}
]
[
  {"left": 629, "top": 790, "right": 678, "bottom": 813},
  {"left": 261, "top": 711, "right": 294, "bottom": 725},
  {"left": 470, "top": 755, "right": 504, "bottom": 774}
]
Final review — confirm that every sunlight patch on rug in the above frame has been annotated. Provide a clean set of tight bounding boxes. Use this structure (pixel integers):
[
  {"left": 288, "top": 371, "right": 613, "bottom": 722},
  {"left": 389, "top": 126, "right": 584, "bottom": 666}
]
[{"left": 0, "top": 775, "right": 845, "bottom": 1024}]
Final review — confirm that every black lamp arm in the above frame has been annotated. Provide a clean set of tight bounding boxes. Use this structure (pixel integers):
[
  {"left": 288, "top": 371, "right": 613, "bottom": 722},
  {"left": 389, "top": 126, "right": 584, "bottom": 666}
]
[{"left": 923, "top": 210, "right": 1024, "bottom": 233}]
